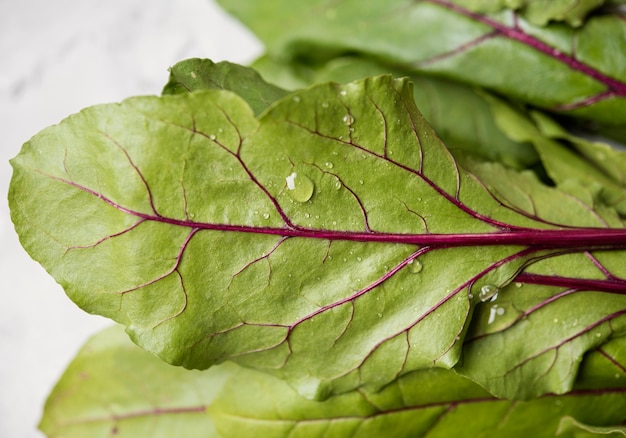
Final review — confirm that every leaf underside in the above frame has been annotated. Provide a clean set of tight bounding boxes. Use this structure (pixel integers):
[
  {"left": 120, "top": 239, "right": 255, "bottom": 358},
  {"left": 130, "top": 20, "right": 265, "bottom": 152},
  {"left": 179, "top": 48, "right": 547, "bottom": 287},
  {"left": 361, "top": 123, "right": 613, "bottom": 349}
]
[{"left": 10, "top": 75, "right": 626, "bottom": 400}]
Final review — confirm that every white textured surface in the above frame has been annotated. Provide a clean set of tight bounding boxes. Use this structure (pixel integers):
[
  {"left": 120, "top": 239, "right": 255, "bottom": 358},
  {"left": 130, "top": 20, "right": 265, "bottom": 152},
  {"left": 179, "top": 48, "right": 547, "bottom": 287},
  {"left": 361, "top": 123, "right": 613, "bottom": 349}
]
[{"left": 0, "top": 1, "right": 261, "bottom": 435}]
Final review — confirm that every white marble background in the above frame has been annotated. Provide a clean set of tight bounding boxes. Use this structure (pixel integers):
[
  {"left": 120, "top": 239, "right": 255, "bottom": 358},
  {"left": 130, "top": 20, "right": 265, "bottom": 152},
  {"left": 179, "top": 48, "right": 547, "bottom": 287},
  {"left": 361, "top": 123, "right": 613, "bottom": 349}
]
[{"left": 0, "top": 0, "right": 261, "bottom": 435}]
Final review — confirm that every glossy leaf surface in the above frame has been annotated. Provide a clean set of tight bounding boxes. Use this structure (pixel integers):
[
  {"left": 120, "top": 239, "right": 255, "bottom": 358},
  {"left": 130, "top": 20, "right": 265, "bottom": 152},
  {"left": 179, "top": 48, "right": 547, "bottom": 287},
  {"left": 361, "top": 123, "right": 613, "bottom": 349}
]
[
  {"left": 40, "top": 325, "right": 626, "bottom": 438},
  {"left": 10, "top": 76, "right": 626, "bottom": 400}
]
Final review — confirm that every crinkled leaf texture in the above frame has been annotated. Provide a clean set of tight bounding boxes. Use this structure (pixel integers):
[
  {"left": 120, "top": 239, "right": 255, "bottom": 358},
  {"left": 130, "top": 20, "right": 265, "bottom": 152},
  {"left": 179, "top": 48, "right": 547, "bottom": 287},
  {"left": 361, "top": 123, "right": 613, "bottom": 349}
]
[
  {"left": 40, "top": 325, "right": 626, "bottom": 438},
  {"left": 10, "top": 75, "right": 626, "bottom": 400},
  {"left": 218, "top": 0, "right": 626, "bottom": 127}
]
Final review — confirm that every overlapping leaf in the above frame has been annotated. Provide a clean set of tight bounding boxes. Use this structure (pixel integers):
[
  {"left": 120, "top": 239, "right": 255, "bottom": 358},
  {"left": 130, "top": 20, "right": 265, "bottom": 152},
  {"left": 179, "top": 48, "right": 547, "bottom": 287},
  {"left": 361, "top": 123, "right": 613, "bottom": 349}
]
[
  {"left": 448, "top": 0, "right": 606, "bottom": 26},
  {"left": 10, "top": 75, "right": 626, "bottom": 400},
  {"left": 218, "top": 0, "right": 626, "bottom": 127},
  {"left": 40, "top": 325, "right": 626, "bottom": 437}
]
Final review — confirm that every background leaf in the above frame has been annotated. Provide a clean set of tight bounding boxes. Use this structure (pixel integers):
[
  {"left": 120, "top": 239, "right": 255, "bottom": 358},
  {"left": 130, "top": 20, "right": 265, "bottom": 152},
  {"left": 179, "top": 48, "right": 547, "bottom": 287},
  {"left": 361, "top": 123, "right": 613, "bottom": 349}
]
[
  {"left": 41, "top": 325, "right": 626, "bottom": 438},
  {"left": 162, "top": 58, "right": 288, "bottom": 116},
  {"left": 218, "top": 0, "right": 626, "bottom": 129},
  {"left": 39, "top": 325, "right": 228, "bottom": 438}
]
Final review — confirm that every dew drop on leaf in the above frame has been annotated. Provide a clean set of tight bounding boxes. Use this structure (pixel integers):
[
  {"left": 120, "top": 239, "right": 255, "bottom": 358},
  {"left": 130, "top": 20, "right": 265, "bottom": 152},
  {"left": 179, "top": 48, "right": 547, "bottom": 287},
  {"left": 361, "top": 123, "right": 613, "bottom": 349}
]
[
  {"left": 292, "top": 96, "right": 301, "bottom": 103},
  {"left": 339, "top": 90, "right": 347, "bottom": 96},
  {"left": 342, "top": 114, "right": 355, "bottom": 126},
  {"left": 478, "top": 284, "right": 499, "bottom": 302},
  {"left": 285, "top": 172, "right": 314, "bottom": 203},
  {"left": 334, "top": 178, "right": 342, "bottom": 190},
  {"left": 209, "top": 134, "right": 216, "bottom": 141},
  {"left": 324, "top": 161, "right": 334, "bottom": 169}
]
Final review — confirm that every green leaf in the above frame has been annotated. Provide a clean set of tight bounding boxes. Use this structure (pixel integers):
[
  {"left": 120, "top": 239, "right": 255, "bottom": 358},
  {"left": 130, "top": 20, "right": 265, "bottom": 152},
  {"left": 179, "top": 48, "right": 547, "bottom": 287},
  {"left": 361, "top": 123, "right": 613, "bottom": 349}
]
[
  {"left": 481, "top": 93, "right": 626, "bottom": 214},
  {"left": 162, "top": 58, "right": 289, "bottom": 116},
  {"left": 39, "top": 325, "right": 227, "bottom": 437},
  {"left": 251, "top": 55, "right": 540, "bottom": 170},
  {"left": 446, "top": 0, "right": 606, "bottom": 27},
  {"left": 10, "top": 75, "right": 626, "bottom": 400},
  {"left": 218, "top": 0, "right": 626, "bottom": 126},
  {"left": 557, "top": 417, "right": 626, "bottom": 436},
  {"left": 42, "top": 325, "right": 626, "bottom": 437}
]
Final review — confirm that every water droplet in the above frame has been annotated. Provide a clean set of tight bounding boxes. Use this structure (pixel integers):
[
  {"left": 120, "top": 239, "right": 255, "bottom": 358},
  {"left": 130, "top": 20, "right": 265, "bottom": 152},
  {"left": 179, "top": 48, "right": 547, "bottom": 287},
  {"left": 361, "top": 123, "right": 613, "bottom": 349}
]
[
  {"left": 342, "top": 258, "right": 347, "bottom": 262},
  {"left": 340, "top": 90, "right": 347, "bottom": 96},
  {"left": 468, "top": 293, "right": 474, "bottom": 300},
  {"left": 292, "top": 96, "right": 301, "bottom": 103},
  {"left": 285, "top": 172, "right": 314, "bottom": 202},
  {"left": 209, "top": 134, "right": 216, "bottom": 141},
  {"left": 189, "top": 213, "right": 195, "bottom": 219},
  {"left": 358, "top": 179, "right": 364, "bottom": 185},
  {"left": 479, "top": 284, "right": 499, "bottom": 302},
  {"left": 332, "top": 221, "right": 337, "bottom": 225},
  {"left": 496, "top": 307, "right": 505, "bottom": 316},
  {"left": 407, "top": 259, "right": 423, "bottom": 273},
  {"left": 356, "top": 257, "right": 362, "bottom": 262},
  {"left": 262, "top": 213, "right": 270, "bottom": 220},
  {"left": 487, "top": 305, "right": 500, "bottom": 324},
  {"left": 377, "top": 313, "right": 383, "bottom": 318},
  {"left": 342, "top": 114, "right": 354, "bottom": 126},
  {"left": 515, "top": 282, "right": 523, "bottom": 288},
  {"left": 334, "top": 179, "right": 342, "bottom": 190},
  {"left": 596, "top": 332, "right": 602, "bottom": 338},
  {"left": 304, "top": 213, "right": 310, "bottom": 218},
  {"left": 553, "top": 318, "right": 559, "bottom": 324},
  {"left": 324, "top": 161, "right": 334, "bottom": 169}
]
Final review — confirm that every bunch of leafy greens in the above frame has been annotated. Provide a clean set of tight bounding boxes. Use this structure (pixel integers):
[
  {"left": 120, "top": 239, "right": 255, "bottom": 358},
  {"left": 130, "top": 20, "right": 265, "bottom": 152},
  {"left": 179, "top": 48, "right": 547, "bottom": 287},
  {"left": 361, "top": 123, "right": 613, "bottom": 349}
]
[{"left": 9, "top": 0, "right": 626, "bottom": 436}]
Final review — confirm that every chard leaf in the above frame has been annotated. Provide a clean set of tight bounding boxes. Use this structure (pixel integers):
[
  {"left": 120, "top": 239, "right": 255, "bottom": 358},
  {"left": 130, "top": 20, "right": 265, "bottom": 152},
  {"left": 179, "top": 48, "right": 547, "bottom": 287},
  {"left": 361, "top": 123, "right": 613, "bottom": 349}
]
[
  {"left": 218, "top": 0, "right": 626, "bottom": 126},
  {"left": 10, "top": 75, "right": 626, "bottom": 400},
  {"left": 162, "top": 58, "right": 288, "bottom": 116},
  {"left": 41, "top": 325, "right": 626, "bottom": 438},
  {"left": 39, "top": 324, "right": 227, "bottom": 438}
]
